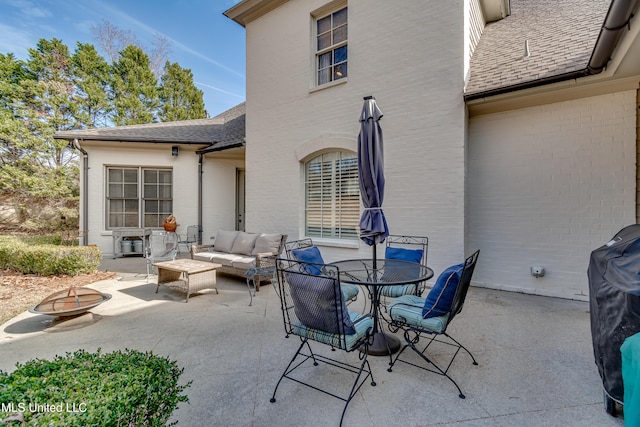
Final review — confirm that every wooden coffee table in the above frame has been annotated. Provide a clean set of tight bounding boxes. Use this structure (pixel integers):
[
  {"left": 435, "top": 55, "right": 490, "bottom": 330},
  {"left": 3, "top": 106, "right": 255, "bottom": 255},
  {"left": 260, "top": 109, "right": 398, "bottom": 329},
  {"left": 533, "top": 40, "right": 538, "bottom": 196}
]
[{"left": 153, "top": 259, "right": 221, "bottom": 302}]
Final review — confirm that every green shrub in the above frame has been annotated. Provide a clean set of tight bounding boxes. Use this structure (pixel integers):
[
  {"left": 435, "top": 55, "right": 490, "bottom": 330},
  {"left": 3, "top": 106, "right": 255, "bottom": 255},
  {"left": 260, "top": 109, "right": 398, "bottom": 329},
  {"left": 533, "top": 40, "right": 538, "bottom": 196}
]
[
  {"left": 0, "top": 236, "right": 100, "bottom": 275},
  {"left": 0, "top": 349, "right": 191, "bottom": 426}
]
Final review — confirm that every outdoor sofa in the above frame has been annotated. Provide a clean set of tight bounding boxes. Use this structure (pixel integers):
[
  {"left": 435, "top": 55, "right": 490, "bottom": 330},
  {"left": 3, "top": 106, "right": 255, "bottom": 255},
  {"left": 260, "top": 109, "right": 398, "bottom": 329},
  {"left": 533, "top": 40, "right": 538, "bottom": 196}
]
[{"left": 190, "top": 230, "right": 287, "bottom": 290}]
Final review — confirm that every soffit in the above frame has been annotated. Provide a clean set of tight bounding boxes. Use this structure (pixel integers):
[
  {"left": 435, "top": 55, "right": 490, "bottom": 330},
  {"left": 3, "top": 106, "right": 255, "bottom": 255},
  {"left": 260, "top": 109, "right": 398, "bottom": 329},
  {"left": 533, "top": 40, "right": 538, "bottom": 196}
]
[{"left": 224, "top": 0, "right": 289, "bottom": 27}]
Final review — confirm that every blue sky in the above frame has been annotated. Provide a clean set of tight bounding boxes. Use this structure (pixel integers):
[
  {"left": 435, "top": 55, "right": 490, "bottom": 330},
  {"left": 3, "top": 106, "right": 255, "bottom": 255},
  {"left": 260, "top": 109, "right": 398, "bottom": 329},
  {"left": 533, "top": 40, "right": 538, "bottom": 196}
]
[{"left": 0, "top": 0, "right": 245, "bottom": 117}]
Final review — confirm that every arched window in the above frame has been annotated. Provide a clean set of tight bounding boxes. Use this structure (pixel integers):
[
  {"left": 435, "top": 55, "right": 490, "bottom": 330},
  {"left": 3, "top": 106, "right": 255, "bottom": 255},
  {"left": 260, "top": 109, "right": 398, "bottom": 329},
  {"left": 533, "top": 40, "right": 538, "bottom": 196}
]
[{"left": 305, "top": 151, "right": 359, "bottom": 240}]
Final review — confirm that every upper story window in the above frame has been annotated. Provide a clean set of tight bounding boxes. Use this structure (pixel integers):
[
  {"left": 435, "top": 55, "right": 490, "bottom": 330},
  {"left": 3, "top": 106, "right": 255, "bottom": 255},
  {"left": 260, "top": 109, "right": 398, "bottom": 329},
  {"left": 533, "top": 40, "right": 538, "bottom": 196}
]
[
  {"left": 305, "top": 151, "right": 359, "bottom": 240},
  {"left": 106, "top": 167, "right": 173, "bottom": 229},
  {"left": 316, "top": 6, "right": 347, "bottom": 86}
]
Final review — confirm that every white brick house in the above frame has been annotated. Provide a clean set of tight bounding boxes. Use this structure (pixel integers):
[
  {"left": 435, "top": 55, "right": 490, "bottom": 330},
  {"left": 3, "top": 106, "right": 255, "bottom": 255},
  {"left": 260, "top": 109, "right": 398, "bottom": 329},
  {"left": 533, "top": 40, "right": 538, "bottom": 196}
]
[
  {"left": 224, "top": 0, "right": 640, "bottom": 300},
  {"left": 56, "top": 0, "right": 640, "bottom": 301}
]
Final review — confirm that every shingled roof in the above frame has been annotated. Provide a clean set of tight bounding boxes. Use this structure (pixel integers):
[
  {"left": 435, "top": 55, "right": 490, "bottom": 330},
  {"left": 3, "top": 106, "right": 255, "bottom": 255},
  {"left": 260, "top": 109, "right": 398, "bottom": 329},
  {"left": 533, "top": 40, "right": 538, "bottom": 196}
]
[
  {"left": 465, "top": 0, "right": 611, "bottom": 99},
  {"left": 54, "top": 103, "right": 246, "bottom": 152}
]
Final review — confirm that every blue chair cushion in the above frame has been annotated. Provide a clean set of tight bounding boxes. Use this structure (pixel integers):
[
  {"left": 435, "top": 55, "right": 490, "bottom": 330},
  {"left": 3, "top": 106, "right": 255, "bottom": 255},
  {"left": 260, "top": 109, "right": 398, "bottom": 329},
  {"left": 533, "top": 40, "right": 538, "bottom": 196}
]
[
  {"left": 292, "top": 311, "right": 373, "bottom": 350},
  {"left": 389, "top": 295, "right": 449, "bottom": 334},
  {"left": 291, "top": 246, "right": 325, "bottom": 275},
  {"left": 285, "top": 271, "right": 356, "bottom": 335},
  {"left": 380, "top": 283, "right": 417, "bottom": 298},
  {"left": 341, "top": 283, "right": 360, "bottom": 302},
  {"left": 422, "top": 263, "right": 464, "bottom": 318},
  {"left": 385, "top": 246, "right": 423, "bottom": 263},
  {"left": 381, "top": 246, "right": 424, "bottom": 292}
]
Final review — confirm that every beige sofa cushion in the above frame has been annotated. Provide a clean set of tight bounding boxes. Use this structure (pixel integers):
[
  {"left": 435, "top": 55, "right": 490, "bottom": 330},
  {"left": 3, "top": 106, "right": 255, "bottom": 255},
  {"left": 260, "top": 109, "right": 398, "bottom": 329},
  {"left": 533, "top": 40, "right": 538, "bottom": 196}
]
[
  {"left": 231, "top": 256, "right": 257, "bottom": 271},
  {"left": 214, "top": 230, "right": 239, "bottom": 253},
  {"left": 231, "top": 232, "right": 259, "bottom": 255},
  {"left": 193, "top": 251, "right": 241, "bottom": 268},
  {"left": 251, "top": 233, "right": 282, "bottom": 255}
]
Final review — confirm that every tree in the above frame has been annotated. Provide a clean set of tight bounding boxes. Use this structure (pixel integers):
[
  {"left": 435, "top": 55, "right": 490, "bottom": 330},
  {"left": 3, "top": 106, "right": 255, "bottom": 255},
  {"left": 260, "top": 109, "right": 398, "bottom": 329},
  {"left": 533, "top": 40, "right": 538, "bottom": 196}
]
[
  {"left": 71, "top": 43, "right": 111, "bottom": 128},
  {"left": 91, "top": 19, "right": 138, "bottom": 64},
  {"left": 92, "top": 19, "right": 171, "bottom": 77},
  {"left": 158, "top": 61, "right": 206, "bottom": 121},
  {"left": 0, "top": 50, "right": 77, "bottom": 229},
  {"left": 26, "top": 38, "right": 77, "bottom": 169},
  {"left": 110, "top": 45, "right": 159, "bottom": 125}
]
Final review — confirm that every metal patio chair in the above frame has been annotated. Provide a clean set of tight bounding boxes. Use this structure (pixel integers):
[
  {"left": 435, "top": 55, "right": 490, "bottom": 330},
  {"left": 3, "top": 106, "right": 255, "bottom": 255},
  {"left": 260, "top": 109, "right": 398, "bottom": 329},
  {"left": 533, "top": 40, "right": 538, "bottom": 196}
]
[
  {"left": 145, "top": 232, "right": 179, "bottom": 280},
  {"left": 284, "top": 238, "right": 360, "bottom": 304},
  {"left": 177, "top": 225, "right": 199, "bottom": 253},
  {"left": 379, "top": 235, "right": 429, "bottom": 299},
  {"left": 270, "top": 259, "right": 376, "bottom": 426},
  {"left": 387, "top": 250, "right": 480, "bottom": 399}
]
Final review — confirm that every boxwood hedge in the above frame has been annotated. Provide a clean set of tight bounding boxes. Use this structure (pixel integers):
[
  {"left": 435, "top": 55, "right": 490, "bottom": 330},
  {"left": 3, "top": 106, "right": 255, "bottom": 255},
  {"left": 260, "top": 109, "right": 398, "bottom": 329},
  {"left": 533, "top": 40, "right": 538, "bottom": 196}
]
[
  {"left": 0, "top": 236, "right": 101, "bottom": 275},
  {"left": 0, "top": 349, "right": 191, "bottom": 426}
]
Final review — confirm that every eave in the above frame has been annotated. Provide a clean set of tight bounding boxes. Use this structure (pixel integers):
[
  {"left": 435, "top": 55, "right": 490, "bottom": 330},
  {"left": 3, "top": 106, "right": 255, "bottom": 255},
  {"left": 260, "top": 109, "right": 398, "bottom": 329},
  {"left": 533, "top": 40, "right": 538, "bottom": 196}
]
[{"left": 224, "top": 0, "right": 289, "bottom": 27}]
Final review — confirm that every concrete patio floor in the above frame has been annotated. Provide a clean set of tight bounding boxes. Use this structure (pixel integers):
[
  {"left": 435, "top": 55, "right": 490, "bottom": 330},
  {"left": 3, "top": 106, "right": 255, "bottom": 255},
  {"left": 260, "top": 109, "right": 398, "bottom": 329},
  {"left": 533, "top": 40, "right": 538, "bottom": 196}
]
[{"left": 0, "top": 255, "right": 626, "bottom": 426}]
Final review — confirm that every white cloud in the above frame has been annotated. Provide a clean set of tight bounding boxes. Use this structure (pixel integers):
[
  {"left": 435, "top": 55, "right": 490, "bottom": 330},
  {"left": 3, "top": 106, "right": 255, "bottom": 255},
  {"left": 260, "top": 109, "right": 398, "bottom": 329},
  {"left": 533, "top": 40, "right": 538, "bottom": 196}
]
[
  {"left": 195, "top": 81, "right": 244, "bottom": 99},
  {"left": 5, "top": 0, "right": 51, "bottom": 18},
  {"left": 0, "top": 23, "right": 34, "bottom": 58}
]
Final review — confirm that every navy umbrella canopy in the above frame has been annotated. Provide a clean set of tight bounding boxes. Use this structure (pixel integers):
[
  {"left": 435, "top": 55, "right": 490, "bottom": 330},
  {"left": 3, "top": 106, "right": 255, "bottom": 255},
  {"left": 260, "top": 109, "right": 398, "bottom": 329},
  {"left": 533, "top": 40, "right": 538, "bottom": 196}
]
[{"left": 358, "top": 96, "right": 389, "bottom": 261}]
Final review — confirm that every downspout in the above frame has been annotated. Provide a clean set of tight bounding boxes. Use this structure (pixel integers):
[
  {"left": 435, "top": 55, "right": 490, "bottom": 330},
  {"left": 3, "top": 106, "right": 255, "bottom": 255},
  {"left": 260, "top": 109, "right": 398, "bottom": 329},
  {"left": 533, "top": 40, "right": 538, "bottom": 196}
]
[
  {"left": 588, "top": 0, "right": 640, "bottom": 73},
  {"left": 197, "top": 153, "right": 204, "bottom": 245},
  {"left": 72, "top": 138, "right": 89, "bottom": 246},
  {"left": 464, "top": 0, "right": 640, "bottom": 101}
]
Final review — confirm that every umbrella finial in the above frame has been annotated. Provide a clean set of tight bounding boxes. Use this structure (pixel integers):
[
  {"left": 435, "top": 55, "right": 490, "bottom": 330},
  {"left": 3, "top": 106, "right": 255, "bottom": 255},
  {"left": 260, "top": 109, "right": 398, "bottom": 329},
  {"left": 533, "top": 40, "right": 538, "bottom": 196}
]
[{"left": 363, "top": 95, "right": 374, "bottom": 100}]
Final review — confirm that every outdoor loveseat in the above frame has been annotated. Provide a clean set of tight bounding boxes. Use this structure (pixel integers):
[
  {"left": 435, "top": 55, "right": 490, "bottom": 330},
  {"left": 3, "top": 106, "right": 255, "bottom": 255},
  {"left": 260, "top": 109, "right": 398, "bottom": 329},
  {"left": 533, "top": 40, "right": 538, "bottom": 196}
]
[{"left": 190, "top": 230, "right": 287, "bottom": 290}]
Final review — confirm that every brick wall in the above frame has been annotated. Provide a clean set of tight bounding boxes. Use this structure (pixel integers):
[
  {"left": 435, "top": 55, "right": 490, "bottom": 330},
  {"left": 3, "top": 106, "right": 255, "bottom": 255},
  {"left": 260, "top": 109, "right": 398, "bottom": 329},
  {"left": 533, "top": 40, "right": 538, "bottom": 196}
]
[
  {"left": 468, "top": 90, "right": 637, "bottom": 300},
  {"left": 243, "top": 0, "right": 468, "bottom": 272}
]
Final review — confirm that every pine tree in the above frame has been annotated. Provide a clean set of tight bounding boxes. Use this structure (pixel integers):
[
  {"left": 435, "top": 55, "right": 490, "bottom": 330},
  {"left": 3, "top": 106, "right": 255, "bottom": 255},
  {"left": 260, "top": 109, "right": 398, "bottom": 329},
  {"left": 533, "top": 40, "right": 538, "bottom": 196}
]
[
  {"left": 158, "top": 61, "right": 206, "bottom": 121},
  {"left": 71, "top": 43, "right": 111, "bottom": 128},
  {"left": 110, "top": 45, "right": 159, "bottom": 125}
]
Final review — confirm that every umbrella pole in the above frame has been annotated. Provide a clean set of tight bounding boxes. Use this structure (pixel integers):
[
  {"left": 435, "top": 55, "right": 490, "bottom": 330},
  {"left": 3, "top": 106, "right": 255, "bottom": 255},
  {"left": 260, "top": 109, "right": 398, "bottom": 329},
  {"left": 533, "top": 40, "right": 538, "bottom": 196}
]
[{"left": 372, "top": 243, "right": 377, "bottom": 269}]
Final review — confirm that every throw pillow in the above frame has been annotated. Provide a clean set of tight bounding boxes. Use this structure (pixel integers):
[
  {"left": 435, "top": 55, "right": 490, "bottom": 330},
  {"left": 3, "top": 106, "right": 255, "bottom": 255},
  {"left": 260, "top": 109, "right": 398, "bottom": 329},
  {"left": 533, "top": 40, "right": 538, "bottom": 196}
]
[
  {"left": 422, "top": 263, "right": 464, "bottom": 318},
  {"left": 214, "top": 230, "right": 239, "bottom": 253},
  {"left": 385, "top": 247, "right": 423, "bottom": 263},
  {"left": 230, "top": 232, "right": 259, "bottom": 255},
  {"left": 383, "top": 246, "right": 424, "bottom": 282},
  {"left": 291, "top": 246, "right": 325, "bottom": 275},
  {"left": 251, "top": 233, "right": 282, "bottom": 255},
  {"left": 285, "top": 271, "right": 356, "bottom": 335}
]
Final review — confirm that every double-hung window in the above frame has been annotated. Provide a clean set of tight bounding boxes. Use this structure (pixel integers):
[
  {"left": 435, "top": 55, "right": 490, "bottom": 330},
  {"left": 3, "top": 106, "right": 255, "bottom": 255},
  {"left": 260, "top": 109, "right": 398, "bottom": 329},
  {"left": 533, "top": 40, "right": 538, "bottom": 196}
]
[
  {"left": 305, "top": 151, "right": 359, "bottom": 240},
  {"left": 106, "top": 167, "right": 173, "bottom": 229},
  {"left": 316, "top": 6, "right": 348, "bottom": 86}
]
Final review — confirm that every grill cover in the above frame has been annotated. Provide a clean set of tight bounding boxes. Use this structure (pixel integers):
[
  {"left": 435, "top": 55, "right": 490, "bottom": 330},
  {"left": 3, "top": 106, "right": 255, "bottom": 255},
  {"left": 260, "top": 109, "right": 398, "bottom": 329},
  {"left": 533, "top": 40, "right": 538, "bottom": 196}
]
[{"left": 588, "top": 224, "right": 640, "bottom": 403}]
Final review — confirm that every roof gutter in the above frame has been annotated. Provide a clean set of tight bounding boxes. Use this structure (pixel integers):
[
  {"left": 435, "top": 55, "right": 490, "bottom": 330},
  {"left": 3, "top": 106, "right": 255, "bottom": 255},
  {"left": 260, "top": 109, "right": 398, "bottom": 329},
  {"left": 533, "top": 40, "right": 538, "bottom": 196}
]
[
  {"left": 196, "top": 142, "right": 245, "bottom": 154},
  {"left": 465, "top": 0, "right": 640, "bottom": 102},
  {"left": 72, "top": 138, "right": 89, "bottom": 246}
]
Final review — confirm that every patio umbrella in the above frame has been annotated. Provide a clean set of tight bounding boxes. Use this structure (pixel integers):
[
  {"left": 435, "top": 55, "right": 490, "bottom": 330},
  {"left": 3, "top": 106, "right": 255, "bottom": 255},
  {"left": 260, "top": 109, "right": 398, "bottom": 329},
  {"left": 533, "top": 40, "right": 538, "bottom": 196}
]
[{"left": 358, "top": 96, "right": 389, "bottom": 266}]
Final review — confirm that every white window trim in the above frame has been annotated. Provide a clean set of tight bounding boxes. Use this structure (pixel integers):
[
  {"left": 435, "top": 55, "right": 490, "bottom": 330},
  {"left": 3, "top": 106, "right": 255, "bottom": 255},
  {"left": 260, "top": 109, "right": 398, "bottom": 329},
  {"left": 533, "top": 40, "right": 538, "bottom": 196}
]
[
  {"left": 304, "top": 150, "right": 359, "bottom": 242},
  {"left": 311, "top": 2, "right": 348, "bottom": 88},
  {"left": 105, "top": 166, "right": 173, "bottom": 230}
]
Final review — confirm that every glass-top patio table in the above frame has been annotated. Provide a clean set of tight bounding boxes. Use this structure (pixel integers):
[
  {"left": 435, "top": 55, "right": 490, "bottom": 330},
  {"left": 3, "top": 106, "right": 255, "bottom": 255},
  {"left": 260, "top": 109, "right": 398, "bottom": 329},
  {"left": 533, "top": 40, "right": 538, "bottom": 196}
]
[{"left": 332, "top": 259, "right": 434, "bottom": 356}]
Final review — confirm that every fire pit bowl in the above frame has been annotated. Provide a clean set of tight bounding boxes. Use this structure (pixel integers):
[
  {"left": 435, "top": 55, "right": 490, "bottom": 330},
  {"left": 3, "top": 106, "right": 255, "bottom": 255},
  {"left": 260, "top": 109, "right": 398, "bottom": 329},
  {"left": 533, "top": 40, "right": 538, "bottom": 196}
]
[{"left": 29, "top": 286, "right": 112, "bottom": 317}]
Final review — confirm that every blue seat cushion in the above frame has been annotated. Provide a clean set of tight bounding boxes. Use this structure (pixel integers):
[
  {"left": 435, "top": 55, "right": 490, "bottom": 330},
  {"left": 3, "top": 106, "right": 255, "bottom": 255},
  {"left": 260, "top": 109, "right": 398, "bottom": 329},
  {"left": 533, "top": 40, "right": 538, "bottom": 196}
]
[
  {"left": 341, "top": 283, "right": 360, "bottom": 302},
  {"left": 379, "top": 283, "right": 417, "bottom": 298},
  {"left": 422, "top": 263, "right": 464, "bottom": 318},
  {"left": 291, "top": 246, "right": 325, "bottom": 275},
  {"left": 389, "top": 295, "right": 449, "bottom": 334},
  {"left": 292, "top": 310, "right": 373, "bottom": 350},
  {"left": 285, "top": 271, "right": 355, "bottom": 335}
]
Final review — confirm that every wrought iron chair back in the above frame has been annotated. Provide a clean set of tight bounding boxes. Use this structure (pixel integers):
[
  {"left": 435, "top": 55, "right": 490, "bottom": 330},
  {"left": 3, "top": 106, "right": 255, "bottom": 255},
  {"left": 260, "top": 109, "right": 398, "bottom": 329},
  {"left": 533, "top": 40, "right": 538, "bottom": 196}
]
[
  {"left": 284, "top": 238, "right": 314, "bottom": 259},
  {"left": 380, "top": 234, "right": 429, "bottom": 299},
  {"left": 283, "top": 238, "right": 359, "bottom": 304},
  {"left": 271, "top": 258, "right": 376, "bottom": 426},
  {"left": 448, "top": 249, "right": 479, "bottom": 324}
]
